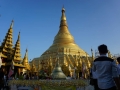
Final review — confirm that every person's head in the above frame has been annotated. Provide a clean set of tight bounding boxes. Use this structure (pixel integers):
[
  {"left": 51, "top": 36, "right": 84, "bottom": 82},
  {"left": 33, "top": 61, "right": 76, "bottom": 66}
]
[
  {"left": 98, "top": 44, "right": 108, "bottom": 55},
  {"left": 117, "top": 57, "right": 120, "bottom": 64}
]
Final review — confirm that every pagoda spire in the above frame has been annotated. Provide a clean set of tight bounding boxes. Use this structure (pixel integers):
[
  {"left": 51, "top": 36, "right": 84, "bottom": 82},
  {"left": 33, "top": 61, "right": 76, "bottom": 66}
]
[
  {"left": 12, "top": 32, "right": 22, "bottom": 62},
  {"left": 53, "top": 7, "right": 75, "bottom": 44},
  {"left": 23, "top": 48, "right": 30, "bottom": 70},
  {"left": 60, "top": 6, "right": 67, "bottom": 27},
  {"left": 18, "top": 32, "right": 20, "bottom": 41},
  {"left": 10, "top": 20, "right": 14, "bottom": 29},
  {"left": 0, "top": 20, "right": 14, "bottom": 59},
  {"left": 23, "top": 48, "right": 28, "bottom": 64}
]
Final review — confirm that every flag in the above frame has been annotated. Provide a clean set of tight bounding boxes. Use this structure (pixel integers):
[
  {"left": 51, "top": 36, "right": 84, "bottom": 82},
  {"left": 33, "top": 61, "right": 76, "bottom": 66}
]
[
  {"left": 82, "top": 64, "right": 86, "bottom": 78},
  {"left": 8, "top": 60, "right": 14, "bottom": 78},
  {"left": 0, "top": 54, "right": 2, "bottom": 68},
  {"left": 8, "top": 67, "right": 14, "bottom": 78}
]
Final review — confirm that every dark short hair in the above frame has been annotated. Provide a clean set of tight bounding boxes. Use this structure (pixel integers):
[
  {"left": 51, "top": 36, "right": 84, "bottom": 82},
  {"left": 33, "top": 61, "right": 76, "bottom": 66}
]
[
  {"left": 98, "top": 44, "right": 108, "bottom": 54},
  {"left": 117, "top": 57, "right": 120, "bottom": 61}
]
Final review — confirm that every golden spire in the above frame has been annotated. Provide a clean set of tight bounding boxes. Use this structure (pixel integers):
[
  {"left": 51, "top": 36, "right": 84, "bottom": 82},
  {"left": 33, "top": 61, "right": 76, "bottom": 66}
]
[
  {"left": 0, "top": 20, "right": 13, "bottom": 59},
  {"left": 25, "top": 48, "right": 28, "bottom": 60},
  {"left": 61, "top": 6, "right": 66, "bottom": 21},
  {"left": 23, "top": 48, "right": 28, "bottom": 64},
  {"left": 18, "top": 32, "right": 20, "bottom": 41},
  {"left": 53, "top": 7, "right": 75, "bottom": 44},
  {"left": 10, "top": 20, "right": 14, "bottom": 29},
  {"left": 12, "top": 32, "right": 22, "bottom": 61},
  {"left": 60, "top": 6, "right": 67, "bottom": 27}
]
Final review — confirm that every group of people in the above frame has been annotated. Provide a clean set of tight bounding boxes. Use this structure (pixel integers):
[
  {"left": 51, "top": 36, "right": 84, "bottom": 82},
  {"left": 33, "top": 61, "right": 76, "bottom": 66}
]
[
  {"left": 90, "top": 44, "right": 120, "bottom": 90},
  {"left": 15, "top": 73, "right": 39, "bottom": 80}
]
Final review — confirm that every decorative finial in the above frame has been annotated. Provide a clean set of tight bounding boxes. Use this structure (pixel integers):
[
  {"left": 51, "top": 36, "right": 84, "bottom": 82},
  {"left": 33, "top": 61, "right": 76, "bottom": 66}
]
[
  {"left": 26, "top": 48, "right": 28, "bottom": 52},
  {"left": 62, "top": 5, "right": 65, "bottom": 13},
  {"left": 10, "top": 20, "right": 14, "bottom": 28},
  {"left": 18, "top": 31, "right": 20, "bottom": 41}
]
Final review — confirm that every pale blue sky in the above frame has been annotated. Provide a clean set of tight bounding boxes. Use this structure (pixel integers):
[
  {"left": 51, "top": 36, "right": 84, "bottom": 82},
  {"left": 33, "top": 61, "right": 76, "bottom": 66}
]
[{"left": 0, "top": 0, "right": 120, "bottom": 61}]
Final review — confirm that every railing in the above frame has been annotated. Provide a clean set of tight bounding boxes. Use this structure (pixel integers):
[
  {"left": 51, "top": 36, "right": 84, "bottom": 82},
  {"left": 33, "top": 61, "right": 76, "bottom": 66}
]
[{"left": 8, "top": 79, "right": 91, "bottom": 90}]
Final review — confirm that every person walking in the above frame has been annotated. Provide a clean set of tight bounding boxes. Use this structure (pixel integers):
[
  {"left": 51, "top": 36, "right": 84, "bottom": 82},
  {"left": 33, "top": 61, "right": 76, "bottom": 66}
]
[{"left": 93, "top": 44, "right": 120, "bottom": 90}]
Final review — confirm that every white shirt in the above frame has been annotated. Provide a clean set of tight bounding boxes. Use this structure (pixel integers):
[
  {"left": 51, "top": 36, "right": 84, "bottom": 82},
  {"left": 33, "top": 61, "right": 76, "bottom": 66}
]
[{"left": 93, "top": 55, "right": 119, "bottom": 89}]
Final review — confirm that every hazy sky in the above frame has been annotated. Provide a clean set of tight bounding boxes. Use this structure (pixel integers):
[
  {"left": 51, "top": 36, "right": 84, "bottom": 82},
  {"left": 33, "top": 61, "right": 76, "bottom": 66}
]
[{"left": 0, "top": 0, "right": 120, "bottom": 61}]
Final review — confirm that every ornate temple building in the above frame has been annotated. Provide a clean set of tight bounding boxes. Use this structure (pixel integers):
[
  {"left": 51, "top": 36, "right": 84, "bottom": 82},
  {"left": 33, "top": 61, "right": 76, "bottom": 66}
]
[
  {"left": 31, "top": 7, "right": 94, "bottom": 78},
  {"left": 0, "top": 20, "right": 30, "bottom": 75}
]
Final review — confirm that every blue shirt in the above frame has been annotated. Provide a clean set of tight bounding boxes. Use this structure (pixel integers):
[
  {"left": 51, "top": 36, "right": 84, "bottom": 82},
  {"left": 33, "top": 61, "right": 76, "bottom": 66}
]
[
  {"left": 117, "top": 64, "right": 120, "bottom": 75},
  {"left": 93, "top": 55, "right": 119, "bottom": 89},
  {"left": 91, "top": 69, "right": 98, "bottom": 79}
]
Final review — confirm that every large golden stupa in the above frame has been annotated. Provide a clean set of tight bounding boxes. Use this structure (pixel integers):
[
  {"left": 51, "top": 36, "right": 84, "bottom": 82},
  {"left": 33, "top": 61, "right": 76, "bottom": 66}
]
[{"left": 31, "top": 7, "right": 93, "bottom": 78}]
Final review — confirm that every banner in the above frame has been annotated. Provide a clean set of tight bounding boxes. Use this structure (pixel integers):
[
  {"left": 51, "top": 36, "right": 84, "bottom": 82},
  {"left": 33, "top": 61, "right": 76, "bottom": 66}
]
[{"left": 42, "top": 85, "right": 76, "bottom": 90}]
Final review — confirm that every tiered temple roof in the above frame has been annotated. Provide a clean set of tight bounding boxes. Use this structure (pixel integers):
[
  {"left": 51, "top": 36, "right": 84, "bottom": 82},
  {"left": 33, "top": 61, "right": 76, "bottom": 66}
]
[
  {"left": 12, "top": 32, "right": 22, "bottom": 62},
  {"left": 0, "top": 20, "right": 14, "bottom": 59},
  {"left": 0, "top": 20, "right": 30, "bottom": 74}
]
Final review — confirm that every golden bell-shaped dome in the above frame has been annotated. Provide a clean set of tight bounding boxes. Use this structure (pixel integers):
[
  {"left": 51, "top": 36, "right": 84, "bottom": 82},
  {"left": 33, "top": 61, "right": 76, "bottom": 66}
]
[
  {"left": 51, "top": 57, "right": 66, "bottom": 80},
  {"left": 45, "top": 7, "right": 87, "bottom": 56}
]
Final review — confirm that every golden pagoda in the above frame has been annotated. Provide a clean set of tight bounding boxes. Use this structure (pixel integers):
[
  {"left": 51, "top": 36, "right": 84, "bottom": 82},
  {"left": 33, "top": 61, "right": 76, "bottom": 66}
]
[
  {"left": 30, "top": 60, "right": 37, "bottom": 75},
  {"left": 32, "top": 7, "right": 93, "bottom": 78},
  {"left": 22, "top": 49, "right": 30, "bottom": 73},
  {"left": 0, "top": 20, "right": 30, "bottom": 75}
]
